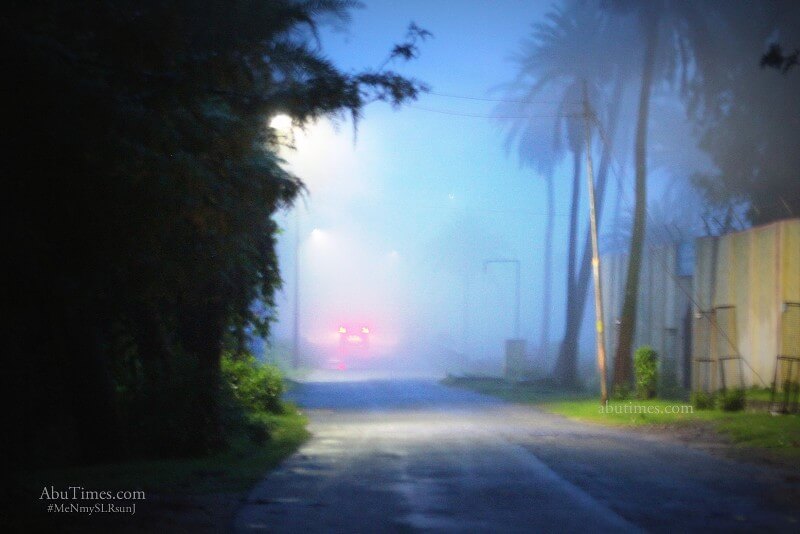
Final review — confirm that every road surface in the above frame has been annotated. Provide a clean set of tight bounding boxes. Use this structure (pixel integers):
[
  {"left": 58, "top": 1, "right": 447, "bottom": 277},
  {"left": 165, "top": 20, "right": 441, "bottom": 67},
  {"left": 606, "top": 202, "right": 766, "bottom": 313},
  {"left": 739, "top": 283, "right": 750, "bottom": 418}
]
[{"left": 236, "top": 372, "right": 799, "bottom": 532}]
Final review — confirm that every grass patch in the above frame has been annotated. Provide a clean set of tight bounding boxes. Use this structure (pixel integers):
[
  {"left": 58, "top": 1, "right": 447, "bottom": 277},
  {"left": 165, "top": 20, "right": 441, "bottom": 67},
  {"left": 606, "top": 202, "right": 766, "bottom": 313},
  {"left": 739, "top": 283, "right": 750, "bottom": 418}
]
[
  {"left": 442, "top": 375, "right": 592, "bottom": 404},
  {"left": 745, "top": 387, "right": 775, "bottom": 403},
  {"left": 543, "top": 399, "right": 698, "bottom": 426},
  {"left": 446, "top": 376, "right": 800, "bottom": 458},
  {"left": 710, "top": 412, "right": 800, "bottom": 452},
  {"left": 25, "top": 404, "right": 309, "bottom": 496}
]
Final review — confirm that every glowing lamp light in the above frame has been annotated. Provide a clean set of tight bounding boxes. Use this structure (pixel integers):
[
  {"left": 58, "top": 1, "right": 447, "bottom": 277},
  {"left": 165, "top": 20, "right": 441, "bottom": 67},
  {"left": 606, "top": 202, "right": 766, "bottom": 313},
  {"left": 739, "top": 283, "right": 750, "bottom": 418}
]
[
  {"left": 338, "top": 326, "right": 347, "bottom": 334},
  {"left": 361, "top": 327, "right": 370, "bottom": 334},
  {"left": 269, "top": 113, "right": 292, "bottom": 133}
]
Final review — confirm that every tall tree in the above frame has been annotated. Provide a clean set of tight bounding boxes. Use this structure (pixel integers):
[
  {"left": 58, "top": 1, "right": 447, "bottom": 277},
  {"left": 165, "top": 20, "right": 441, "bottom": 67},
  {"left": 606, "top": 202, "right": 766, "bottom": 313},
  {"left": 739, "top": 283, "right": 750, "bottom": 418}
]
[
  {"left": 500, "top": 0, "right": 631, "bottom": 385},
  {"left": 603, "top": 0, "right": 714, "bottom": 388},
  {"left": 553, "top": 83, "right": 586, "bottom": 385},
  {"left": 612, "top": 2, "right": 660, "bottom": 387},
  {"left": 690, "top": 3, "right": 800, "bottom": 224},
  {"left": 5, "top": 0, "right": 427, "bottom": 467}
]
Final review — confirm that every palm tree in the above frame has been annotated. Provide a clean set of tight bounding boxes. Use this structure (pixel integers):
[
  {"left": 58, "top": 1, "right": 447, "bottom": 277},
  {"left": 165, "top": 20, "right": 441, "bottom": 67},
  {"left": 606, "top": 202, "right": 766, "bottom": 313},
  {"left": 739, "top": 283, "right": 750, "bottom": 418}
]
[
  {"left": 611, "top": 3, "right": 659, "bottom": 387},
  {"left": 499, "top": 0, "right": 632, "bottom": 385},
  {"left": 601, "top": 180, "right": 705, "bottom": 253},
  {"left": 603, "top": 0, "right": 714, "bottom": 388}
]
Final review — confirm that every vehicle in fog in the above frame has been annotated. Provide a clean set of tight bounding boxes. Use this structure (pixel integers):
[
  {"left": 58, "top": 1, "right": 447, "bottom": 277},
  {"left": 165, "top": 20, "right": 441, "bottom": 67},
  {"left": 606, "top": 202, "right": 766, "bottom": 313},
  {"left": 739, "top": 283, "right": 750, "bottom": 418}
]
[
  {"left": 338, "top": 324, "right": 371, "bottom": 354},
  {"left": 307, "top": 316, "right": 404, "bottom": 370},
  {"left": 326, "top": 323, "right": 372, "bottom": 370}
]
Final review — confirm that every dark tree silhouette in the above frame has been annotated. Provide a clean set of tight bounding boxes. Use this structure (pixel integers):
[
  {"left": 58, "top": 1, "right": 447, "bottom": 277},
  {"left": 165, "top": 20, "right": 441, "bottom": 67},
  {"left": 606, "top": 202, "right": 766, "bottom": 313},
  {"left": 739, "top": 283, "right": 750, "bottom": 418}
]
[
  {"left": 602, "top": 0, "right": 718, "bottom": 389},
  {"left": 499, "top": 0, "right": 633, "bottom": 386},
  {"left": 690, "top": 3, "right": 800, "bottom": 224},
  {"left": 612, "top": 3, "right": 659, "bottom": 388},
  {"left": 761, "top": 43, "right": 799, "bottom": 73},
  {"left": 5, "top": 0, "right": 427, "bottom": 472}
]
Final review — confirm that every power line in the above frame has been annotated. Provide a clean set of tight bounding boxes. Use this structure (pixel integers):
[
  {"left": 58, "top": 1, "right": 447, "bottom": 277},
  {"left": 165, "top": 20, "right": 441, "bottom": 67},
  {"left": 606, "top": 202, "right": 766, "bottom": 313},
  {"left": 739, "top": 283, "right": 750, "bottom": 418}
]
[
  {"left": 408, "top": 104, "right": 582, "bottom": 119},
  {"left": 420, "top": 87, "right": 773, "bottom": 387},
  {"left": 427, "top": 90, "right": 581, "bottom": 105}
]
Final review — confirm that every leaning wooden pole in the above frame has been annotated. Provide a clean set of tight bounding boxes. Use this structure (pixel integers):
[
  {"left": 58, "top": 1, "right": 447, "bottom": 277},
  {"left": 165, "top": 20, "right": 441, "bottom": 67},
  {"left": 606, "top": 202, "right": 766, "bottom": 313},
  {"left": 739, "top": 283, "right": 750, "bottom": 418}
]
[{"left": 582, "top": 81, "right": 608, "bottom": 404}]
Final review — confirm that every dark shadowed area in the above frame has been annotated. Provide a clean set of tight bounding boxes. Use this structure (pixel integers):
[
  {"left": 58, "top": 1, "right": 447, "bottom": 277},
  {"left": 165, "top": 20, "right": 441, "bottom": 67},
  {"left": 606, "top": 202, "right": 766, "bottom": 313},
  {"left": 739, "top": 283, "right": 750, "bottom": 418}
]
[{"left": 6, "top": 0, "right": 799, "bottom": 531}]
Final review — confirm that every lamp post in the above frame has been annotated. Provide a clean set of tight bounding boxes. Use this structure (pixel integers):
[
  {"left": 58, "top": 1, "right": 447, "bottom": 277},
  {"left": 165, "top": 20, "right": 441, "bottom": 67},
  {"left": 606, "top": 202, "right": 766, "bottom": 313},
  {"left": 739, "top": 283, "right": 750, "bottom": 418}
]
[
  {"left": 270, "top": 113, "right": 301, "bottom": 369},
  {"left": 293, "top": 209, "right": 300, "bottom": 369},
  {"left": 483, "top": 259, "right": 521, "bottom": 339}
]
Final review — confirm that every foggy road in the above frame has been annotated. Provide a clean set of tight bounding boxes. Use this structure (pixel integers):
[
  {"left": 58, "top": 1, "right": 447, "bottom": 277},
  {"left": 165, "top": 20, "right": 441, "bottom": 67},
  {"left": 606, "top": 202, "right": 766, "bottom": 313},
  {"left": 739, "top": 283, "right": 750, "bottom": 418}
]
[{"left": 236, "top": 373, "right": 799, "bottom": 533}]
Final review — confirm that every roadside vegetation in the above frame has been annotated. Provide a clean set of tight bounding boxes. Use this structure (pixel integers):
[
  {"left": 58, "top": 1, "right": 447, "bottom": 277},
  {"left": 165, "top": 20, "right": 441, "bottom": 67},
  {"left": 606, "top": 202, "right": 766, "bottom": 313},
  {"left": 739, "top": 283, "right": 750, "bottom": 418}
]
[
  {"left": 9, "top": 0, "right": 427, "bottom": 476},
  {"left": 444, "top": 374, "right": 800, "bottom": 463},
  {"left": 8, "top": 6, "right": 428, "bottom": 529},
  {"left": 29, "top": 352, "right": 308, "bottom": 492},
  {"left": 28, "top": 408, "right": 308, "bottom": 495},
  {"left": 21, "top": 354, "right": 308, "bottom": 531}
]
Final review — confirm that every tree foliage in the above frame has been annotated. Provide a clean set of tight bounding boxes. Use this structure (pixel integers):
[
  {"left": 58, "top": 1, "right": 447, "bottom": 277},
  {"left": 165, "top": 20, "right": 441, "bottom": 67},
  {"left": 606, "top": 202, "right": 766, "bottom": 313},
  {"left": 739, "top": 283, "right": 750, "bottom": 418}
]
[
  {"left": 6, "top": 1, "right": 427, "bottom": 467},
  {"left": 499, "top": 0, "right": 633, "bottom": 385},
  {"left": 688, "top": 3, "right": 800, "bottom": 225},
  {"left": 761, "top": 43, "right": 799, "bottom": 73},
  {"left": 633, "top": 346, "right": 658, "bottom": 400}
]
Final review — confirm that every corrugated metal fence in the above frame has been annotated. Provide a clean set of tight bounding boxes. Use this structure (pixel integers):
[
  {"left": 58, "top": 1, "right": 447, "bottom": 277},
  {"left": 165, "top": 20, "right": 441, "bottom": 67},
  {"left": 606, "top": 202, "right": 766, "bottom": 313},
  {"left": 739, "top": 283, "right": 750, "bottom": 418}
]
[{"left": 600, "top": 218, "right": 800, "bottom": 394}]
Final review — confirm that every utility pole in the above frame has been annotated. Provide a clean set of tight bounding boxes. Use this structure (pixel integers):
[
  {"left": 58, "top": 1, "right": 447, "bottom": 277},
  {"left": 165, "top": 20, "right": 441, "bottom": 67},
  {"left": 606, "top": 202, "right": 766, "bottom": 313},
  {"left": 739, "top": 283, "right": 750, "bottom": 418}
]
[{"left": 583, "top": 81, "right": 608, "bottom": 404}]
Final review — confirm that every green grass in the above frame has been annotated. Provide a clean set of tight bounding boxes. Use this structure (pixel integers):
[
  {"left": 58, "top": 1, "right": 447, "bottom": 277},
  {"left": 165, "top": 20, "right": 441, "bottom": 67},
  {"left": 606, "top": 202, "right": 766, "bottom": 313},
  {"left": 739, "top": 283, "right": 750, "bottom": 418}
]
[
  {"left": 745, "top": 387, "right": 777, "bottom": 402},
  {"left": 446, "top": 376, "right": 800, "bottom": 458},
  {"left": 442, "top": 375, "right": 593, "bottom": 404},
  {"left": 709, "top": 411, "right": 800, "bottom": 451},
  {"left": 544, "top": 398, "right": 698, "bottom": 426},
  {"left": 25, "top": 404, "right": 309, "bottom": 495}
]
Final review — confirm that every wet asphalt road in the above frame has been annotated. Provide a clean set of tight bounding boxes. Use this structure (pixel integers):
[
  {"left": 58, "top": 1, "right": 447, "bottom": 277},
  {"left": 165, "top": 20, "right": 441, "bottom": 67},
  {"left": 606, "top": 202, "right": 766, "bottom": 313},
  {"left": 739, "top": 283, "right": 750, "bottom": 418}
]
[{"left": 235, "top": 372, "right": 799, "bottom": 533}]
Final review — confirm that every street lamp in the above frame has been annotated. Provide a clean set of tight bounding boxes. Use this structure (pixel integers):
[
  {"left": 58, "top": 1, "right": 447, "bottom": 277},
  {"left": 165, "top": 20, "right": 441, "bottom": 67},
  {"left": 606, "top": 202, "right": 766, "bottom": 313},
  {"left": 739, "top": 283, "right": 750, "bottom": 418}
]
[
  {"left": 270, "top": 113, "right": 301, "bottom": 368},
  {"left": 292, "top": 210, "right": 300, "bottom": 369},
  {"left": 269, "top": 113, "right": 292, "bottom": 132}
]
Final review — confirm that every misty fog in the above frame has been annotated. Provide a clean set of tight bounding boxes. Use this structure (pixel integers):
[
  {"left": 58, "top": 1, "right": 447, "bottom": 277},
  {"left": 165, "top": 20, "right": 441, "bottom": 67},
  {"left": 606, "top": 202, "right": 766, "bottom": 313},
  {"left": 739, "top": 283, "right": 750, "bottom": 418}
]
[{"left": 263, "top": 0, "right": 799, "bottom": 381}]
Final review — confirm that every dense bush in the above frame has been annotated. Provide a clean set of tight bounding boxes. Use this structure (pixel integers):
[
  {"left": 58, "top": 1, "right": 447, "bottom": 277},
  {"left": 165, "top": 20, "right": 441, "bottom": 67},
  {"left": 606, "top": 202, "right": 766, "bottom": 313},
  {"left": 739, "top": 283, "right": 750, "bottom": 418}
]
[
  {"left": 219, "top": 352, "right": 288, "bottom": 446},
  {"left": 8, "top": 1, "right": 426, "bottom": 467},
  {"left": 117, "top": 348, "right": 207, "bottom": 457},
  {"left": 634, "top": 346, "right": 658, "bottom": 400},
  {"left": 222, "top": 352, "right": 284, "bottom": 416},
  {"left": 719, "top": 388, "right": 746, "bottom": 412},
  {"left": 691, "top": 390, "right": 716, "bottom": 410},
  {"left": 611, "top": 384, "right": 632, "bottom": 401}
]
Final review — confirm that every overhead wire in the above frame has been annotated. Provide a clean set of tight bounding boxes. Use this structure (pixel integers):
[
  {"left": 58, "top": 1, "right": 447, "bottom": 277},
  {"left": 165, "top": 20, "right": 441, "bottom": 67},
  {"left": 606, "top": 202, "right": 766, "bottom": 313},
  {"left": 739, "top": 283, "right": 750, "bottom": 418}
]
[
  {"left": 427, "top": 90, "right": 581, "bottom": 105},
  {"left": 411, "top": 89, "right": 584, "bottom": 118},
  {"left": 405, "top": 87, "right": 770, "bottom": 386},
  {"left": 408, "top": 104, "right": 581, "bottom": 119}
]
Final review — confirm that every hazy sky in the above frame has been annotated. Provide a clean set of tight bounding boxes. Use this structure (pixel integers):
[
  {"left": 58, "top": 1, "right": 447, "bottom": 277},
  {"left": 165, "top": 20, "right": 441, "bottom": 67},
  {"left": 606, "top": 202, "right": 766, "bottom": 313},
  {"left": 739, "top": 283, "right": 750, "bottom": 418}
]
[
  {"left": 267, "top": 0, "right": 705, "bottom": 371},
  {"left": 269, "top": 1, "right": 565, "bottom": 366}
]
